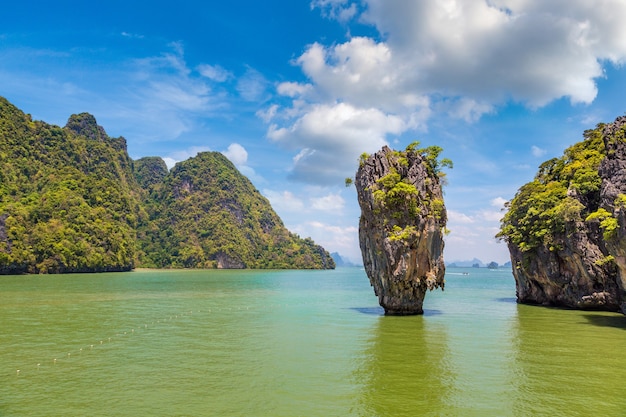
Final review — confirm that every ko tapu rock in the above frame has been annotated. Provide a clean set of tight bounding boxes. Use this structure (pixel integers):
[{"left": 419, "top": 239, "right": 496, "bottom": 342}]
[
  {"left": 498, "top": 115, "right": 626, "bottom": 313},
  {"left": 355, "top": 144, "right": 450, "bottom": 315}
]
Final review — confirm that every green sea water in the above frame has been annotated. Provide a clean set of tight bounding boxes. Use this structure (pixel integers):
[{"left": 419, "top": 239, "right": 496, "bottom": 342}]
[{"left": 2, "top": 267, "right": 626, "bottom": 416}]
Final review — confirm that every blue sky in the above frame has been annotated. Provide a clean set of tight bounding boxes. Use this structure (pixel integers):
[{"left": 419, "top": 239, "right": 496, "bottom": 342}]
[{"left": 2, "top": 1, "right": 626, "bottom": 264}]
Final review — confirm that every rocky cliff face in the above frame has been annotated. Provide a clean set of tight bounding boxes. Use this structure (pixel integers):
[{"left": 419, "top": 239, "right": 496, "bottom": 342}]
[
  {"left": 355, "top": 145, "right": 447, "bottom": 315},
  {"left": 499, "top": 116, "right": 626, "bottom": 312}
]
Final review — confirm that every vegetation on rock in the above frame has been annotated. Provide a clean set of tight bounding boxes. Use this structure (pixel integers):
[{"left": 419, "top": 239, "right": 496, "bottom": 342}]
[
  {"left": 355, "top": 144, "right": 450, "bottom": 315},
  {"left": 497, "top": 126, "right": 606, "bottom": 253},
  {"left": 497, "top": 116, "right": 626, "bottom": 311},
  {"left": 0, "top": 97, "right": 334, "bottom": 273}
]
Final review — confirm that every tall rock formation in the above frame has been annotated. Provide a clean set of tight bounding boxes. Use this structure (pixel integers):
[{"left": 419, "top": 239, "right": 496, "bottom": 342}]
[
  {"left": 498, "top": 116, "right": 626, "bottom": 312},
  {"left": 355, "top": 145, "right": 449, "bottom": 315}
]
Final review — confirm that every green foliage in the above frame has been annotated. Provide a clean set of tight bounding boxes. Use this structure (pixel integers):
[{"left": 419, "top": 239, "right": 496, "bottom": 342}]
[
  {"left": 344, "top": 177, "right": 353, "bottom": 187},
  {"left": 373, "top": 170, "right": 420, "bottom": 217},
  {"left": 405, "top": 141, "right": 453, "bottom": 177},
  {"left": 586, "top": 208, "right": 619, "bottom": 240},
  {"left": 359, "top": 152, "right": 370, "bottom": 167},
  {"left": 498, "top": 122, "right": 609, "bottom": 251},
  {"left": 136, "top": 151, "right": 334, "bottom": 269},
  {"left": 0, "top": 97, "right": 334, "bottom": 273},
  {"left": 595, "top": 255, "right": 615, "bottom": 266},
  {"left": 0, "top": 97, "right": 139, "bottom": 273},
  {"left": 388, "top": 225, "right": 417, "bottom": 242},
  {"left": 615, "top": 194, "right": 626, "bottom": 208}
]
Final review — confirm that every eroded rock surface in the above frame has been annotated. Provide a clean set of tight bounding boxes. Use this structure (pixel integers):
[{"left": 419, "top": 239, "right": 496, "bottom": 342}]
[
  {"left": 355, "top": 146, "right": 447, "bottom": 315},
  {"left": 500, "top": 116, "right": 626, "bottom": 312}
]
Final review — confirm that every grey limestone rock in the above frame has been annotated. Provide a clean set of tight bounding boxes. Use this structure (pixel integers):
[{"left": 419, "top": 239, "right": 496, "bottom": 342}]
[
  {"left": 505, "top": 115, "right": 626, "bottom": 312},
  {"left": 355, "top": 146, "right": 447, "bottom": 315}
]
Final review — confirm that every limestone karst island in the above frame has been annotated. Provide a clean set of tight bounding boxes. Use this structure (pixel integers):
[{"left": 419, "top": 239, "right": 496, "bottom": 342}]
[
  {"left": 0, "top": 97, "right": 334, "bottom": 274},
  {"left": 355, "top": 144, "right": 451, "bottom": 315},
  {"left": 498, "top": 115, "right": 626, "bottom": 314}
]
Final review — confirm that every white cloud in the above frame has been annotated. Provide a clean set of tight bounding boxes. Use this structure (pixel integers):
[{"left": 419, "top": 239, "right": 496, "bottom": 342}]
[
  {"left": 531, "top": 145, "right": 547, "bottom": 158},
  {"left": 491, "top": 197, "right": 508, "bottom": 209},
  {"left": 197, "top": 64, "right": 232, "bottom": 82},
  {"left": 162, "top": 157, "right": 177, "bottom": 170},
  {"left": 310, "top": 193, "right": 345, "bottom": 211},
  {"left": 222, "top": 143, "right": 263, "bottom": 183},
  {"left": 109, "top": 44, "right": 230, "bottom": 143},
  {"left": 448, "top": 210, "right": 475, "bottom": 224},
  {"left": 311, "top": 0, "right": 358, "bottom": 22},
  {"left": 222, "top": 143, "right": 248, "bottom": 166},
  {"left": 295, "top": 37, "right": 429, "bottom": 114},
  {"left": 163, "top": 146, "right": 212, "bottom": 169},
  {"left": 360, "top": 0, "right": 626, "bottom": 106},
  {"left": 480, "top": 210, "right": 505, "bottom": 222},
  {"left": 256, "top": 104, "right": 279, "bottom": 122},
  {"left": 264, "top": 0, "right": 626, "bottom": 188},
  {"left": 121, "top": 32, "right": 144, "bottom": 39},
  {"left": 262, "top": 189, "right": 305, "bottom": 212},
  {"left": 237, "top": 67, "right": 269, "bottom": 102},
  {"left": 268, "top": 102, "right": 409, "bottom": 184},
  {"left": 277, "top": 82, "right": 313, "bottom": 98},
  {"left": 292, "top": 220, "right": 360, "bottom": 260}
]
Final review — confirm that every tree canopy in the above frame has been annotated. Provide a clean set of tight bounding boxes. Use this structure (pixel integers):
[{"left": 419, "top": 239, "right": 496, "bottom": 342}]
[{"left": 0, "top": 97, "right": 334, "bottom": 273}]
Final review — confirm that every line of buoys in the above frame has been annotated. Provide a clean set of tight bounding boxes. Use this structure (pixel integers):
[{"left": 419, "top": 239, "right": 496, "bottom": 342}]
[{"left": 11, "top": 301, "right": 319, "bottom": 378}]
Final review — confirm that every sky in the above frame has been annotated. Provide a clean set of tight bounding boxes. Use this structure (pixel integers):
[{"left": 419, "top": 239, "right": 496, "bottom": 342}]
[{"left": 2, "top": 0, "right": 626, "bottom": 265}]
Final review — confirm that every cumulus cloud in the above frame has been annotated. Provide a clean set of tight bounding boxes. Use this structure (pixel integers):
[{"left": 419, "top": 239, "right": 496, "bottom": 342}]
[
  {"left": 292, "top": 220, "right": 360, "bottom": 260},
  {"left": 310, "top": 193, "right": 345, "bottom": 211},
  {"left": 262, "top": 189, "right": 305, "bottom": 212},
  {"left": 448, "top": 210, "right": 475, "bottom": 224},
  {"left": 222, "top": 143, "right": 263, "bottom": 182},
  {"left": 262, "top": 0, "right": 626, "bottom": 186},
  {"left": 163, "top": 146, "right": 212, "bottom": 169},
  {"left": 162, "top": 157, "right": 177, "bottom": 170},
  {"left": 268, "top": 102, "right": 408, "bottom": 184},
  {"left": 222, "top": 143, "right": 248, "bottom": 166},
  {"left": 490, "top": 197, "right": 508, "bottom": 209},
  {"left": 362, "top": 0, "right": 626, "bottom": 105},
  {"left": 480, "top": 210, "right": 505, "bottom": 222}
]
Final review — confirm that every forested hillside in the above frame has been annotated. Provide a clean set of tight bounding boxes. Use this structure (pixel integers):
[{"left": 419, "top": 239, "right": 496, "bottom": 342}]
[
  {"left": 136, "top": 152, "right": 334, "bottom": 269},
  {"left": 0, "top": 97, "right": 334, "bottom": 273}
]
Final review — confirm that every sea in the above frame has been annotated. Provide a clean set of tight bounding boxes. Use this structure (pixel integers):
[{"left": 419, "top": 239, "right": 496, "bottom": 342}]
[{"left": 1, "top": 267, "right": 626, "bottom": 416}]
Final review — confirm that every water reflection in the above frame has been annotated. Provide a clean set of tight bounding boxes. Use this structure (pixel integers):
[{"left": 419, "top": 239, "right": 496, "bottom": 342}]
[
  {"left": 511, "top": 305, "right": 626, "bottom": 416},
  {"left": 582, "top": 313, "right": 626, "bottom": 330},
  {"left": 354, "top": 315, "right": 455, "bottom": 416},
  {"left": 350, "top": 307, "right": 443, "bottom": 316}
]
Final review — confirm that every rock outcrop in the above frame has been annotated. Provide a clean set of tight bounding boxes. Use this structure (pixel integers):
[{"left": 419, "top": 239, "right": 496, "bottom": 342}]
[
  {"left": 499, "top": 116, "right": 626, "bottom": 312},
  {"left": 355, "top": 145, "right": 448, "bottom": 315}
]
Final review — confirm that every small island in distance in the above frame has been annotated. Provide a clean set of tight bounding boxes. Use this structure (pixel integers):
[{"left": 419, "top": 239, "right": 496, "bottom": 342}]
[{"left": 446, "top": 259, "right": 512, "bottom": 269}]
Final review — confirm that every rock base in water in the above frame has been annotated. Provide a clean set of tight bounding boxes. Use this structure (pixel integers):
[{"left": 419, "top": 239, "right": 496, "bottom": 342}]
[{"left": 355, "top": 145, "right": 447, "bottom": 315}]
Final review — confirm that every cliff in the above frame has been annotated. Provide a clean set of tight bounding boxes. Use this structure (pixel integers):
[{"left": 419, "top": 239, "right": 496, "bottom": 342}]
[
  {"left": 0, "top": 97, "right": 334, "bottom": 273},
  {"left": 498, "top": 116, "right": 626, "bottom": 312},
  {"left": 355, "top": 144, "right": 449, "bottom": 315}
]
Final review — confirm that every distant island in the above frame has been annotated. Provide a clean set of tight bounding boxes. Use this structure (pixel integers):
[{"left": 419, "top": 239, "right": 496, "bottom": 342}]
[
  {"left": 0, "top": 97, "right": 334, "bottom": 274},
  {"left": 446, "top": 259, "right": 512, "bottom": 269}
]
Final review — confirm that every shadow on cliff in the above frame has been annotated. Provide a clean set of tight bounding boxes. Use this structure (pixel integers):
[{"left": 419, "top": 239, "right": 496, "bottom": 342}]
[
  {"left": 350, "top": 307, "right": 443, "bottom": 316},
  {"left": 582, "top": 314, "right": 626, "bottom": 330}
]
